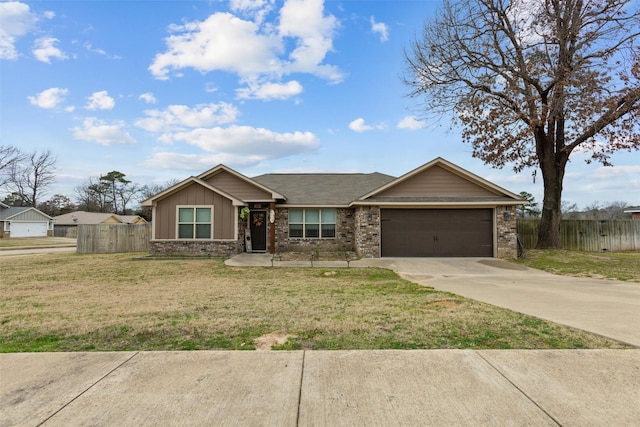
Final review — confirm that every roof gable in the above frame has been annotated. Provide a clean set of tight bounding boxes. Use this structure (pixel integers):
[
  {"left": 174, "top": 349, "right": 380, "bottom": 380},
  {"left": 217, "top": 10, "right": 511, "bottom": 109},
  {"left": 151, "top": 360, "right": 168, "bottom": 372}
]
[
  {"left": 0, "top": 207, "right": 53, "bottom": 221},
  {"left": 198, "top": 165, "right": 285, "bottom": 201},
  {"left": 141, "top": 176, "right": 245, "bottom": 207},
  {"left": 358, "top": 157, "right": 523, "bottom": 203}
]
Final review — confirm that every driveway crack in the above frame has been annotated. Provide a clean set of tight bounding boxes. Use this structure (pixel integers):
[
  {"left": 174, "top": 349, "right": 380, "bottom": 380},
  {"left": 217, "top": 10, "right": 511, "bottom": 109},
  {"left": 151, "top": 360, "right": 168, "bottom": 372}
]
[
  {"left": 475, "top": 351, "right": 563, "bottom": 427},
  {"left": 38, "top": 351, "right": 140, "bottom": 426},
  {"left": 295, "top": 350, "right": 306, "bottom": 427}
]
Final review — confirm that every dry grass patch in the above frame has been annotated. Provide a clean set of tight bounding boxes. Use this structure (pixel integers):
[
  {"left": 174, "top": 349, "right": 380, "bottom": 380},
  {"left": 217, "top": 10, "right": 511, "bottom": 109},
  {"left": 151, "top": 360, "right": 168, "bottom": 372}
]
[
  {"left": 518, "top": 250, "right": 640, "bottom": 282},
  {"left": 0, "top": 252, "right": 629, "bottom": 352}
]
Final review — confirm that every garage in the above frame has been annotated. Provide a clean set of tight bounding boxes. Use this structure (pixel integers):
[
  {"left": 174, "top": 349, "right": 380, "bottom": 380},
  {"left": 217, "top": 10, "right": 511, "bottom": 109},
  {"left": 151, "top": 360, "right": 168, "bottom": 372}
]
[
  {"left": 0, "top": 205, "right": 53, "bottom": 239},
  {"left": 10, "top": 222, "right": 50, "bottom": 238},
  {"left": 380, "top": 208, "right": 493, "bottom": 257}
]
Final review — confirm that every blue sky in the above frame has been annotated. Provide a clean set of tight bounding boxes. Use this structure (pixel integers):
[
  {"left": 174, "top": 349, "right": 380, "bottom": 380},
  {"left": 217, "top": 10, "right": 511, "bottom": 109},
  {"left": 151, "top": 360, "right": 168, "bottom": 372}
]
[{"left": 1, "top": 0, "right": 638, "bottom": 209}]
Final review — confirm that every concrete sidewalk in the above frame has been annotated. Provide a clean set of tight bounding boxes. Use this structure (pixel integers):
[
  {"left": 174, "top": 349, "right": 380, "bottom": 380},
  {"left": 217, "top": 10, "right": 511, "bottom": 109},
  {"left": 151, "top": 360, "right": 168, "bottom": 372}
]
[{"left": 2, "top": 350, "right": 639, "bottom": 426}]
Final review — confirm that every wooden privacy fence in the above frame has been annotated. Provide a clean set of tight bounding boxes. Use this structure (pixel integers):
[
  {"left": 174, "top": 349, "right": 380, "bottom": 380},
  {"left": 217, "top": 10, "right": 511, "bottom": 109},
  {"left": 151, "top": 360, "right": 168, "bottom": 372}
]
[
  {"left": 518, "top": 220, "right": 640, "bottom": 252},
  {"left": 77, "top": 224, "right": 150, "bottom": 254}
]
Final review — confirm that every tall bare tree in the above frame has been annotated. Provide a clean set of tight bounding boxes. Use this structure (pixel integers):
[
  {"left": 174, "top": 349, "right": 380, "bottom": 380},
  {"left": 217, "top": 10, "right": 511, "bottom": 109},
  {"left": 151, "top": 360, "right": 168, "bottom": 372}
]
[
  {"left": 9, "top": 149, "right": 57, "bottom": 207},
  {"left": 405, "top": 0, "right": 640, "bottom": 248},
  {"left": 0, "top": 145, "right": 25, "bottom": 188}
]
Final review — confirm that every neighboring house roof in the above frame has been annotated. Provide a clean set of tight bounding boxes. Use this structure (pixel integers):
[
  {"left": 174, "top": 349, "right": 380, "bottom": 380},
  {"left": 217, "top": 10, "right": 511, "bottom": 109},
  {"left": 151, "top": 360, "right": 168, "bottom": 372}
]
[
  {"left": 623, "top": 207, "right": 640, "bottom": 213},
  {"left": 0, "top": 206, "right": 53, "bottom": 221},
  {"left": 252, "top": 173, "right": 395, "bottom": 206},
  {"left": 53, "top": 211, "right": 146, "bottom": 225},
  {"left": 0, "top": 201, "right": 9, "bottom": 209}
]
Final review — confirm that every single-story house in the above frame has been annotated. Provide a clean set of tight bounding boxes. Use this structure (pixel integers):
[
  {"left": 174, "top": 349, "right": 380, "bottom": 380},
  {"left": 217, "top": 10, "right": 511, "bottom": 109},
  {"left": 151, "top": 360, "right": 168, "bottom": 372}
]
[
  {"left": 0, "top": 202, "right": 54, "bottom": 238},
  {"left": 53, "top": 211, "right": 148, "bottom": 238},
  {"left": 141, "top": 157, "right": 525, "bottom": 258},
  {"left": 623, "top": 207, "right": 640, "bottom": 220}
]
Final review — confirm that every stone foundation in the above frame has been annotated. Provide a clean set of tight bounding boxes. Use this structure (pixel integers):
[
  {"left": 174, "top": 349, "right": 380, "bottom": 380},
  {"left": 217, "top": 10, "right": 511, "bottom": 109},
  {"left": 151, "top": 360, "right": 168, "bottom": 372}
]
[{"left": 150, "top": 240, "right": 242, "bottom": 257}]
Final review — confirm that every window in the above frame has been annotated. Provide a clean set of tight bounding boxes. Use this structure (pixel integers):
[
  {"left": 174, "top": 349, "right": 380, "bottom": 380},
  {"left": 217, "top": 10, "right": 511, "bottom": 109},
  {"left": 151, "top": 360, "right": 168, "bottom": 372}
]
[
  {"left": 289, "top": 208, "right": 336, "bottom": 238},
  {"left": 178, "top": 207, "right": 212, "bottom": 239}
]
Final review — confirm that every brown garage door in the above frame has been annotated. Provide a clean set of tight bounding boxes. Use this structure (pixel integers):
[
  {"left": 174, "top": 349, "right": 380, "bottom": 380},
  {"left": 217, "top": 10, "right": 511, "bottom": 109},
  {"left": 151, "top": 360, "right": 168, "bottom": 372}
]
[{"left": 380, "top": 209, "right": 493, "bottom": 257}]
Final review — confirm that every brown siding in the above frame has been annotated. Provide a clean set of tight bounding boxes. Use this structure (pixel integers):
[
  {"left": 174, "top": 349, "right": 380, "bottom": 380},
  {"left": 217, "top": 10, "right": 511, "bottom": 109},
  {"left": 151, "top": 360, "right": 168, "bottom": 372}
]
[
  {"left": 154, "top": 182, "right": 236, "bottom": 240},
  {"left": 204, "top": 170, "right": 272, "bottom": 201},
  {"left": 378, "top": 165, "right": 499, "bottom": 197}
]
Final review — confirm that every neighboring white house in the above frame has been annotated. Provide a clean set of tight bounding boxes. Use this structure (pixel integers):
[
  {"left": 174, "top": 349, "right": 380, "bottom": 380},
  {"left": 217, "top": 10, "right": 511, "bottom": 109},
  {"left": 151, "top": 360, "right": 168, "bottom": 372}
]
[{"left": 0, "top": 202, "right": 54, "bottom": 238}]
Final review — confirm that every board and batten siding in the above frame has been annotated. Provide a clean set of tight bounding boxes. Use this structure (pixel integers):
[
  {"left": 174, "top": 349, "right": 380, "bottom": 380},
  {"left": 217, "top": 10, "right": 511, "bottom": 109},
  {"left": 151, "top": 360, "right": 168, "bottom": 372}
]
[
  {"left": 153, "top": 183, "right": 236, "bottom": 240},
  {"left": 8, "top": 209, "right": 51, "bottom": 222},
  {"left": 377, "top": 165, "right": 499, "bottom": 197},
  {"left": 203, "top": 170, "right": 272, "bottom": 201}
]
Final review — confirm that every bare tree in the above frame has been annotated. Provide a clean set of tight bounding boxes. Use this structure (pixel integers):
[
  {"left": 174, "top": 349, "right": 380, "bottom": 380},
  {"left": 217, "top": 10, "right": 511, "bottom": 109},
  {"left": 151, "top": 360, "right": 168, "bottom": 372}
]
[
  {"left": 0, "top": 145, "right": 25, "bottom": 188},
  {"left": 75, "top": 176, "right": 110, "bottom": 212},
  {"left": 405, "top": 0, "right": 640, "bottom": 248},
  {"left": 9, "top": 149, "right": 57, "bottom": 207},
  {"left": 38, "top": 194, "right": 76, "bottom": 217}
]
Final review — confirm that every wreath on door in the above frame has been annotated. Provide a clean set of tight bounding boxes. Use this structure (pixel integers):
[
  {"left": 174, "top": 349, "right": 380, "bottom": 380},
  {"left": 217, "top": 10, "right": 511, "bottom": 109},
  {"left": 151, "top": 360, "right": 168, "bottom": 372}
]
[{"left": 253, "top": 214, "right": 264, "bottom": 228}]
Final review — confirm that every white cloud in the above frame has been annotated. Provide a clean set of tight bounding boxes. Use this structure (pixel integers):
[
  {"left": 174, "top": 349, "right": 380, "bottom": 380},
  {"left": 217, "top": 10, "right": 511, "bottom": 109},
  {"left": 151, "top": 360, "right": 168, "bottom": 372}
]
[
  {"left": 135, "top": 102, "right": 239, "bottom": 133},
  {"left": 236, "top": 80, "right": 303, "bottom": 100},
  {"left": 149, "top": 0, "right": 342, "bottom": 94},
  {"left": 592, "top": 165, "right": 640, "bottom": 178},
  {"left": 27, "top": 87, "right": 69, "bottom": 109},
  {"left": 142, "top": 152, "right": 267, "bottom": 171},
  {"left": 32, "top": 36, "right": 67, "bottom": 63},
  {"left": 72, "top": 117, "right": 135, "bottom": 146},
  {"left": 149, "top": 12, "right": 281, "bottom": 80},
  {"left": 85, "top": 91, "right": 115, "bottom": 110},
  {"left": 349, "top": 117, "right": 385, "bottom": 132},
  {"left": 138, "top": 92, "right": 157, "bottom": 104},
  {"left": 397, "top": 115, "right": 425, "bottom": 130},
  {"left": 370, "top": 16, "right": 389, "bottom": 42},
  {"left": 168, "top": 125, "right": 319, "bottom": 159},
  {"left": 0, "top": 1, "right": 37, "bottom": 59},
  {"left": 230, "top": 0, "right": 268, "bottom": 12},
  {"left": 278, "top": 0, "right": 341, "bottom": 80},
  {"left": 142, "top": 124, "right": 319, "bottom": 171}
]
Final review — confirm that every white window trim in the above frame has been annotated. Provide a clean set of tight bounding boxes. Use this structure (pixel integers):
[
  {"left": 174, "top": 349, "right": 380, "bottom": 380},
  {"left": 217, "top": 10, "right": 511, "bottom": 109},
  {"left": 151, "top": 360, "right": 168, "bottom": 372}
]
[
  {"left": 289, "top": 208, "right": 336, "bottom": 239},
  {"left": 176, "top": 205, "right": 214, "bottom": 240}
]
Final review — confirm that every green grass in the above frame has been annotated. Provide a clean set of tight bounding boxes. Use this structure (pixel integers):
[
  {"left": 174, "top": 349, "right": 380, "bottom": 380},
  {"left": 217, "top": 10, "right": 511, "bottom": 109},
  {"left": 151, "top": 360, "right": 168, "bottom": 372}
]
[
  {"left": 517, "top": 250, "right": 640, "bottom": 282},
  {"left": 0, "top": 252, "right": 631, "bottom": 352}
]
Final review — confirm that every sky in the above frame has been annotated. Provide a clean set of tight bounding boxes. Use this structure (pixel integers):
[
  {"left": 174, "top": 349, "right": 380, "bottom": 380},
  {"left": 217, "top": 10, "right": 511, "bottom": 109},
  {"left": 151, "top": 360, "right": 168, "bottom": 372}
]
[{"left": 1, "top": 0, "right": 638, "bottom": 209}]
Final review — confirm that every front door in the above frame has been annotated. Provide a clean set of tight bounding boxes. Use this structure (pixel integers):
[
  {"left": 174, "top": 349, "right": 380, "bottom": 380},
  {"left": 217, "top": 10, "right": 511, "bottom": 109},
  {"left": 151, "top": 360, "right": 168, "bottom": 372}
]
[{"left": 249, "top": 211, "right": 267, "bottom": 252}]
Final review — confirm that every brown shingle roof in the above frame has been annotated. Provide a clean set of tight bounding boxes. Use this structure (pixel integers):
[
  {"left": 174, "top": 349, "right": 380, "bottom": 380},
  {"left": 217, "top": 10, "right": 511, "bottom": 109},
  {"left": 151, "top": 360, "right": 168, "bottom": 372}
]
[{"left": 252, "top": 173, "right": 395, "bottom": 206}]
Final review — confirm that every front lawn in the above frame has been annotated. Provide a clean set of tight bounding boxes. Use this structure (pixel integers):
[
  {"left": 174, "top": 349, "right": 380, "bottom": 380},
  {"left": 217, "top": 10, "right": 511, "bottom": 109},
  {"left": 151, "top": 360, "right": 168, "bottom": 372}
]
[
  {"left": 517, "top": 250, "right": 640, "bottom": 282},
  {"left": 0, "top": 253, "right": 630, "bottom": 352}
]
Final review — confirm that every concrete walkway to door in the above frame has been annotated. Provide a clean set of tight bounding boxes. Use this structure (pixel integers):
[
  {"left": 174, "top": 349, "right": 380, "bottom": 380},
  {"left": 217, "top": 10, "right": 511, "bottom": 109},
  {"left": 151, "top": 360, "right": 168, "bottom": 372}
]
[{"left": 226, "top": 254, "right": 640, "bottom": 347}]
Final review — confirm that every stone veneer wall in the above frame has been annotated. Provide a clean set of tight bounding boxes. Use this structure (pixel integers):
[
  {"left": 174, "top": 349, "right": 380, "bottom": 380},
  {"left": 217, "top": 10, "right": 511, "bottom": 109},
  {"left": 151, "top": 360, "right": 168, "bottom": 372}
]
[
  {"left": 273, "top": 207, "right": 355, "bottom": 253},
  {"left": 496, "top": 205, "right": 518, "bottom": 258},
  {"left": 149, "top": 240, "right": 242, "bottom": 256},
  {"left": 354, "top": 206, "right": 380, "bottom": 258}
]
